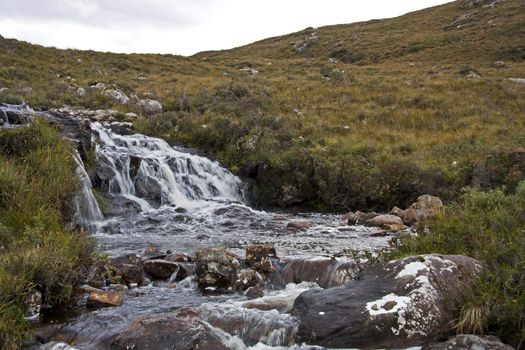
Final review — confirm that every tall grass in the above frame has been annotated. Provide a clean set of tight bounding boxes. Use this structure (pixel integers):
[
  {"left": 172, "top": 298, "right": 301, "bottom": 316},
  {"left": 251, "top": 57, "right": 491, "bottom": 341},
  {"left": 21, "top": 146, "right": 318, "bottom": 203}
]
[{"left": 0, "top": 120, "right": 94, "bottom": 349}]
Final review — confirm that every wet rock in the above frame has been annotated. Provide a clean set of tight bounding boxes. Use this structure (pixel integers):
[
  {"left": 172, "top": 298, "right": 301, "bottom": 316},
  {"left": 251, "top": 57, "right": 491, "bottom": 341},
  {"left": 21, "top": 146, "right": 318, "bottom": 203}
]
[
  {"left": 116, "top": 263, "right": 144, "bottom": 284},
  {"left": 287, "top": 220, "right": 312, "bottom": 231},
  {"left": 103, "top": 88, "right": 129, "bottom": 104},
  {"left": 246, "top": 244, "right": 277, "bottom": 269},
  {"left": 143, "top": 246, "right": 167, "bottom": 260},
  {"left": 143, "top": 259, "right": 186, "bottom": 280},
  {"left": 270, "top": 257, "right": 362, "bottom": 289},
  {"left": 234, "top": 268, "right": 264, "bottom": 292},
  {"left": 111, "top": 313, "right": 229, "bottom": 350},
  {"left": 111, "top": 253, "right": 142, "bottom": 266},
  {"left": 366, "top": 214, "right": 406, "bottom": 231},
  {"left": 23, "top": 289, "right": 42, "bottom": 320},
  {"left": 86, "top": 290, "right": 123, "bottom": 308},
  {"left": 165, "top": 252, "right": 190, "bottom": 262},
  {"left": 6, "top": 110, "right": 31, "bottom": 124},
  {"left": 245, "top": 285, "right": 265, "bottom": 299},
  {"left": 195, "top": 247, "right": 239, "bottom": 293},
  {"left": 343, "top": 211, "right": 378, "bottom": 225},
  {"left": 292, "top": 254, "right": 482, "bottom": 349},
  {"left": 423, "top": 334, "right": 514, "bottom": 350},
  {"left": 138, "top": 99, "right": 163, "bottom": 114}
]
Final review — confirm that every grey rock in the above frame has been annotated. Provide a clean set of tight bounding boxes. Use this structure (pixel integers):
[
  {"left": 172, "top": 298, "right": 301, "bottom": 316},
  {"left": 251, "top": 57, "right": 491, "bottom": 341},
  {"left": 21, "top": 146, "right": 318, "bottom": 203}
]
[
  {"left": 292, "top": 254, "right": 482, "bottom": 349},
  {"left": 103, "top": 88, "right": 130, "bottom": 104},
  {"left": 138, "top": 99, "right": 163, "bottom": 114}
]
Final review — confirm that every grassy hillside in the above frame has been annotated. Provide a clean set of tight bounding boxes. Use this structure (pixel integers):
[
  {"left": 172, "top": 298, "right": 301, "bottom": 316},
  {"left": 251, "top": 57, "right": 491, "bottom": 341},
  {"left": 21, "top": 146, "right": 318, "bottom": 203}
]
[{"left": 0, "top": 0, "right": 524, "bottom": 210}]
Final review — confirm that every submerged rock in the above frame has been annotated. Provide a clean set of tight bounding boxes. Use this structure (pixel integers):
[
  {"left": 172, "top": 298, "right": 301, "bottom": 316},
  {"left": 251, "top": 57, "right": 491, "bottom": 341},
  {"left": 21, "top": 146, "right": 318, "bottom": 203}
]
[
  {"left": 86, "top": 290, "right": 123, "bottom": 308},
  {"left": 111, "top": 313, "right": 229, "bottom": 350},
  {"left": 116, "top": 263, "right": 144, "bottom": 284},
  {"left": 292, "top": 254, "right": 482, "bottom": 349},
  {"left": 423, "top": 334, "right": 514, "bottom": 350}
]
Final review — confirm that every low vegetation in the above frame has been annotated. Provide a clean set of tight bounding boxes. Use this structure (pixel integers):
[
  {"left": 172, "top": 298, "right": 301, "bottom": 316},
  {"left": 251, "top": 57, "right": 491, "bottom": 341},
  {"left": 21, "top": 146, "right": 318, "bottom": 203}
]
[
  {"left": 385, "top": 183, "right": 525, "bottom": 348},
  {"left": 0, "top": 121, "right": 94, "bottom": 349},
  {"left": 0, "top": 0, "right": 523, "bottom": 210}
]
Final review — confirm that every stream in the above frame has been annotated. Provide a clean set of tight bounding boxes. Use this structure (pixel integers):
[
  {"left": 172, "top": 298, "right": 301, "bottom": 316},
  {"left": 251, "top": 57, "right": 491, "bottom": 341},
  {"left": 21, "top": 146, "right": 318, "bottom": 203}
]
[{"left": 1, "top": 105, "right": 393, "bottom": 349}]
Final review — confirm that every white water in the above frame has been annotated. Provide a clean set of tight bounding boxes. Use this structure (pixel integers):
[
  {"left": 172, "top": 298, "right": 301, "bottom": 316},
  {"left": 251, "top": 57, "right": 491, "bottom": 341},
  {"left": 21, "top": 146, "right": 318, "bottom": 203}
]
[
  {"left": 0, "top": 103, "right": 34, "bottom": 127},
  {"left": 72, "top": 151, "right": 104, "bottom": 231},
  {"left": 92, "top": 122, "right": 245, "bottom": 211}
]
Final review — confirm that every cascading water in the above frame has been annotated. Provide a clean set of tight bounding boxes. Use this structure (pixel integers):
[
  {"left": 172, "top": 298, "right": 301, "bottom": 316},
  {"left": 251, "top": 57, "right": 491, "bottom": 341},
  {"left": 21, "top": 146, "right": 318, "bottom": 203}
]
[
  {"left": 35, "top": 121, "right": 392, "bottom": 350},
  {"left": 92, "top": 122, "right": 245, "bottom": 211},
  {"left": 72, "top": 151, "right": 104, "bottom": 231}
]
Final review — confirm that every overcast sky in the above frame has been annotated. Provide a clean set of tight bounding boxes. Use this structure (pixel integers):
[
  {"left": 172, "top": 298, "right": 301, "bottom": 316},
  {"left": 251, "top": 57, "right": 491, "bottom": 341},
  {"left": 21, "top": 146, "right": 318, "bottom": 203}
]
[{"left": 0, "top": 0, "right": 454, "bottom": 56}]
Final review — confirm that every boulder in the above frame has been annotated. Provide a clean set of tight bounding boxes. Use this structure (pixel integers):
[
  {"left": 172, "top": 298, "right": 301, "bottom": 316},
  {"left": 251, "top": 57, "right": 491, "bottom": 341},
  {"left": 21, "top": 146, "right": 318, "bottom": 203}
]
[
  {"left": 143, "top": 246, "right": 167, "bottom": 260},
  {"left": 86, "top": 290, "right": 123, "bottom": 308},
  {"left": 143, "top": 259, "right": 186, "bottom": 280},
  {"left": 111, "top": 313, "right": 229, "bottom": 350},
  {"left": 292, "top": 254, "right": 482, "bottom": 349},
  {"left": 195, "top": 248, "right": 240, "bottom": 292},
  {"left": 138, "top": 99, "right": 163, "bottom": 114},
  {"left": 343, "top": 211, "right": 378, "bottom": 225},
  {"left": 116, "top": 263, "right": 144, "bottom": 284},
  {"left": 103, "top": 88, "right": 130, "bottom": 104},
  {"left": 423, "top": 334, "right": 514, "bottom": 350},
  {"left": 287, "top": 220, "right": 312, "bottom": 231},
  {"left": 367, "top": 214, "right": 406, "bottom": 231}
]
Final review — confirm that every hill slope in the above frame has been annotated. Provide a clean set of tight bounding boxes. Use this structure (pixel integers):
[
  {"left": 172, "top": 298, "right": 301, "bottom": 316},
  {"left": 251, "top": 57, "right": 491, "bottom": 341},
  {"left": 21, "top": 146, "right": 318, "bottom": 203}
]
[{"left": 0, "top": 0, "right": 524, "bottom": 210}]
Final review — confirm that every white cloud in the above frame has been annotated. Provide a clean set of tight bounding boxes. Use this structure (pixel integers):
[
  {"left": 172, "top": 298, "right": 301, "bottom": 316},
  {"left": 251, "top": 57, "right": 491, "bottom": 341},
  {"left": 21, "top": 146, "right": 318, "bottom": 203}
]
[{"left": 0, "top": 0, "right": 454, "bottom": 55}]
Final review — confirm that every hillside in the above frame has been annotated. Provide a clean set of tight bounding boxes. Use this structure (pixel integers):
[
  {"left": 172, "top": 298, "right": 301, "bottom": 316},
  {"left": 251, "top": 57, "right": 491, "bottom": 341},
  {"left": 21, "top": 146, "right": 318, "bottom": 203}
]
[{"left": 1, "top": 0, "right": 524, "bottom": 210}]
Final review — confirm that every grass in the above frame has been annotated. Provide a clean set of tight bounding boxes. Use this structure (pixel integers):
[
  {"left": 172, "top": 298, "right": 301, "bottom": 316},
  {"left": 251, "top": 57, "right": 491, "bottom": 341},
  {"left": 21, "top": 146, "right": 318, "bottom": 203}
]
[
  {"left": 0, "top": 121, "right": 94, "bottom": 349},
  {"left": 1, "top": 1, "right": 523, "bottom": 210},
  {"left": 384, "top": 183, "right": 525, "bottom": 348}
]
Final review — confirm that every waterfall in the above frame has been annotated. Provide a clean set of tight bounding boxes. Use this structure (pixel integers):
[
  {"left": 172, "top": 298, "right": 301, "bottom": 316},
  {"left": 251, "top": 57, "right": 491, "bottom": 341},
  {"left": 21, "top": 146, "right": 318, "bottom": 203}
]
[
  {"left": 91, "top": 122, "right": 245, "bottom": 211},
  {"left": 73, "top": 151, "right": 104, "bottom": 231}
]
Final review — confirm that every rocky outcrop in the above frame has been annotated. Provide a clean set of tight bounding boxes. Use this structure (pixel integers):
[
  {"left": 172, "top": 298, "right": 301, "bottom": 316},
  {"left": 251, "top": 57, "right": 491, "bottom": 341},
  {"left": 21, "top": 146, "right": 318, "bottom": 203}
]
[
  {"left": 292, "top": 254, "right": 482, "bottom": 349},
  {"left": 423, "top": 334, "right": 514, "bottom": 350},
  {"left": 111, "top": 313, "right": 229, "bottom": 350}
]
